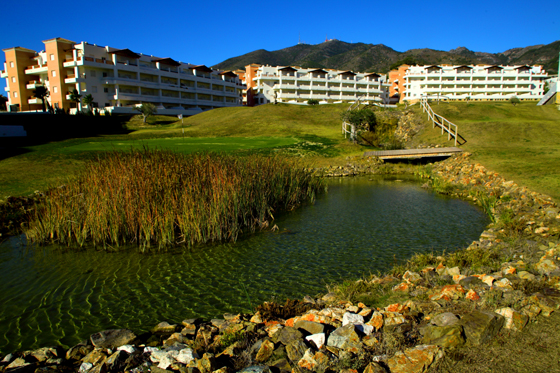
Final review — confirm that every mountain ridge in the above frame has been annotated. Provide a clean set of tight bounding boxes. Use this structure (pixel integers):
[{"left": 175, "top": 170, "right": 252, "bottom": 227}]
[{"left": 213, "top": 40, "right": 559, "bottom": 74}]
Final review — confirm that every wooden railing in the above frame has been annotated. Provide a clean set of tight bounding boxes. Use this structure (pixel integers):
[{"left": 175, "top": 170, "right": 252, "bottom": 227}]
[
  {"left": 420, "top": 96, "right": 460, "bottom": 146},
  {"left": 341, "top": 96, "right": 365, "bottom": 141}
]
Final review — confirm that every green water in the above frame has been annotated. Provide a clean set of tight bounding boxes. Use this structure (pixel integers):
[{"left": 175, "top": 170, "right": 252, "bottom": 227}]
[{"left": 0, "top": 176, "right": 489, "bottom": 353}]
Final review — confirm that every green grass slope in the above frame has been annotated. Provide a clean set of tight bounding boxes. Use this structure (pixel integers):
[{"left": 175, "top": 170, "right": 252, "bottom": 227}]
[
  {"left": 412, "top": 101, "right": 560, "bottom": 201},
  {"left": 0, "top": 104, "right": 353, "bottom": 198}
]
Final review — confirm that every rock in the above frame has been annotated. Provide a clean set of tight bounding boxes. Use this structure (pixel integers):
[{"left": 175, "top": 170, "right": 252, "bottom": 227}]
[
  {"left": 363, "top": 362, "right": 387, "bottom": 373},
  {"left": 90, "top": 329, "right": 137, "bottom": 349},
  {"left": 176, "top": 348, "right": 198, "bottom": 364},
  {"left": 421, "top": 324, "right": 465, "bottom": 348},
  {"left": 403, "top": 271, "right": 422, "bottom": 283},
  {"left": 322, "top": 293, "right": 337, "bottom": 302},
  {"left": 383, "top": 311, "right": 406, "bottom": 327},
  {"left": 305, "top": 333, "right": 326, "bottom": 349},
  {"left": 255, "top": 340, "right": 275, "bottom": 363},
  {"left": 298, "top": 349, "right": 329, "bottom": 373},
  {"left": 535, "top": 259, "right": 558, "bottom": 275},
  {"left": 446, "top": 267, "right": 461, "bottom": 277},
  {"left": 152, "top": 321, "right": 177, "bottom": 334},
  {"left": 29, "top": 347, "right": 59, "bottom": 362},
  {"left": 460, "top": 310, "right": 505, "bottom": 345},
  {"left": 387, "top": 345, "right": 443, "bottom": 373},
  {"left": 79, "top": 362, "right": 94, "bottom": 373},
  {"left": 430, "top": 284, "right": 466, "bottom": 301},
  {"left": 197, "top": 352, "right": 217, "bottom": 373},
  {"left": 359, "top": 308, "right": 373, "bottom": 317},
  {"left": 431, "top": 312, "right": 459, "bottom": 327},
  {"left": 294, "top": 320, "right": 324, "bottom": 335},
  {"left": 521, "top": 304, "right": 542, "bottom": 318},
  {"left": 104, "top": 350, "right": 127, "bottom": 372},
  {"left": 270, "top": 358, "right": 292, "bottom": 373},
  {"left": 392, "top": 282, "right": 412, "bottom": 292},
  {"left": 238, "top": 365, "right": 272, "bottom": 373},
  {"left": 367, "top": 312, "right": 384, "bottom": 331},
  {"left": 116, "top": 345, "right": 136, "bottom": 354},
  {"left": 326, "top": 324, "right": 362, "bottom": 353},
  {"left": 342, "top": 312, "right": 364, "bottom": 326},
  {"left": 277, "top": 327, "right": 303, "bottom": 346},
  {"left": 529, "top": 293, "right": 556, "bottom": 316},
  {"left": 466, "top": 289, "right": 481, "bottom": 301},
  {"left": 83, "top": 349, "right": 108, "bottom": 365},
  {"left": 518, "top": 271, "right": 536, "bottom": 281},
  {"left": 6, "top": 358, "right": 33, "bottom": 371},
  {"left": 494, "top": 278, "right": 513, "bottom": 290},
  {"left": 286, "top": 339, "right": 307, "bottom": 362},
  {"left": 250, "top": 312, "right": 263, "bottom": 324},
  {"left": 211, "top": 319, "right": 229, "bottom": 330},
  {"left": 362, "top": 335, "right": 380, "bottom": 348},
  {"left": 494, "top": 308, "right": 529, "bottom": 331}
]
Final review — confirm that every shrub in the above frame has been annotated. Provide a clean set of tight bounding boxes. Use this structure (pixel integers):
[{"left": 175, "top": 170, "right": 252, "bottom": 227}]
[
  {"left": 307, "top": 99, "right": 320, "bottom": 105},
  {"left": 509, "top": 96, "right": 520, "bottom": 106},
  {"left": 26, "top": 149, "right": 324, "bottom": 250}
]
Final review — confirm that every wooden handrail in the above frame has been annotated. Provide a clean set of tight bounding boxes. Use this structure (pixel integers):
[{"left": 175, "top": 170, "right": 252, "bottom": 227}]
[{"left": 420, "top": 96, "right": 460, "bottom": 146}]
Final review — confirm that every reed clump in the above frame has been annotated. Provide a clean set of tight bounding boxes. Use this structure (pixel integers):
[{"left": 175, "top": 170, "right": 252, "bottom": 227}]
[{"left": 26, "top": 149, "right": 324, "bottom": 250}]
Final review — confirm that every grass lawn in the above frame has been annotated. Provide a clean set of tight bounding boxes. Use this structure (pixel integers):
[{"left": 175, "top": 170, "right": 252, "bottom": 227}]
[
  {"left": 0, "top": 104, "right": 364, "bottom": 198},
  {"left": 411, "top": 101, "right": 560, "bottom": 201}
]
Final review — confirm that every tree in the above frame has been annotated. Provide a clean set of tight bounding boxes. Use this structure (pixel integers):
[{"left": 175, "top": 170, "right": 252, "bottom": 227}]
[
  {"left": 307, "top": 99, "right": 319, "bottom": 105},
  {"left": 510, "top": 96, "right": 520, "bottom": 106},
  {"left": 32, "top": 86, "right": 49, "bottom": 112},
  {"left": 0, "top": 94, "right": 7, "bottom": 111},
  {"left": 82, "top": 94, "right": 94, "bottom": 110},
  {"left": 68, "top": 89, "right": 82, "bottom": 112},
  {"left": 341, "top": 107, "right": 377, "bottom": 132},
  {"left": 135, "top": 103, "right": 157, "bottom": 123}
]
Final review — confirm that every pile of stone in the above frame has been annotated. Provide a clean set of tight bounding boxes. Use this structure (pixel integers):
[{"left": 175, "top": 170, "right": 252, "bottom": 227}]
[{"left": 2, "top": 152, "right": 560, "bottom": 373}]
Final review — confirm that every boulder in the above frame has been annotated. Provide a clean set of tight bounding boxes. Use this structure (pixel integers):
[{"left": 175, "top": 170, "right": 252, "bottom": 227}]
[
  {"left": 387, "top": 345, "right": 443, "bottom": 373},
  {"left": 90, "top": 329, "right": 137, "bottom": 349},
  {"left": 305, "top": 333, "right": 326, "bottom": 349},
  {"left": 298, "top": 349, "right": 329, "bottom": 373},
  {"left": 286, "top": 339, "right": 307, "bottom": 362},
  {"left": 294, "top": 320, "right": 324, "bottom": 335},
  {"left": 363, "top": 362, "right": 387, "bottom": 373},
  {"left": 326, "top": 324, "right": 362, "bottom": 353},
  {"left": 277, "top": 327, "right": 303, "bottom": 346},
  {"left": 421, "top": 324, "right": 465, "bottom": 348},
  {"left": 494, "top": 308, "right": 529, "bottom": 331},
  {"left": 342, "top": 312, "right": 364, "bottom": 326},
  {"left": 176, "top": 348, "right": 197, "bottom": 364},
  {"left": 430, "top": 312, "right": 459, "bottom": 327},
  {"left": 255, "top": 340, "right": 275, "bottom": 363},
  {"left": 367, "top": 312, "right": 384, "bottom": 331},
  {"left": 152, "top": 321, "right": 178, "bottom": 334},
  {"left": 460, "top": 310, "right": 505, "bottom": 345},
  {"left": 238, "top": 365, "right": 272, "bottom": 373}
]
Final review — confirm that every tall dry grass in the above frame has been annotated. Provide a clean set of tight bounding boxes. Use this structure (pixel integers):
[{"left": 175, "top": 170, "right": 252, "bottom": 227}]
[{"left": 26, "top": 149, "right": 323, "bottom": 250}]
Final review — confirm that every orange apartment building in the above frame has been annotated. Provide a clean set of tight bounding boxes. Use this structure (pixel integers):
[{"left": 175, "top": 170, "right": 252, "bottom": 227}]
[{"left": 388, "top": 64, "right": 409, "bottom": 103}]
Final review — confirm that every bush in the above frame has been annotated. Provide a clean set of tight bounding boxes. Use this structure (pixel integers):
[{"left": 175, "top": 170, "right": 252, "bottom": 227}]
[
  {"left": 307, "top": 99, "right": 319, "bottom": 105},
  {"left": 509, "top": 96, "right": 520, "bottom": 106}
]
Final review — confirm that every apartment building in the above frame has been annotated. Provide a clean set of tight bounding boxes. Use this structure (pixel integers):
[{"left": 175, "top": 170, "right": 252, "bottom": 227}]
[
  {"left": 396, "top": 64, "right": 547, "bottom": 103},
  {"left": 241, "top": 65, "right": 390, "bottom": 105},
  {"left": 1, "top": 38, "right": 244, "bottom": 114}
]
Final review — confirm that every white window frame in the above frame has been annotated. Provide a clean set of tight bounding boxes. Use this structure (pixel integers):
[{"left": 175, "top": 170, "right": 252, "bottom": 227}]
[
  {"left": 50, "top": 54, "right": 55, "bottom": 61},
  {"left": 52, "top": 70, "right": 56, "bottom": 77}
]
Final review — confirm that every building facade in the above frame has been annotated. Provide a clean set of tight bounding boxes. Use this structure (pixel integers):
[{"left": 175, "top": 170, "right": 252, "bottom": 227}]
[
  {"left": 399, "top": 64, "right": 547, "bottom": 102},
  {"left": 1, "top": 38, "right": 244, "bottom": 114},
  {"left": 242, "top": 65, "right": 390, "bottom": 105}
]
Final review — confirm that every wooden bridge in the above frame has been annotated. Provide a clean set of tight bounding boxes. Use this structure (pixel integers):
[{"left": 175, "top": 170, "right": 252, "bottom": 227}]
[{"left": 364, "top": 147, "right": 462, "bottom": 160}]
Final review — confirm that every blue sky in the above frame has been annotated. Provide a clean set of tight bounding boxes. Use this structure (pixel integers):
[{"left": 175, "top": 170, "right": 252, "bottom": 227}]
[{"left": 1, "top": 0, "right": 558, "bottom": 93}]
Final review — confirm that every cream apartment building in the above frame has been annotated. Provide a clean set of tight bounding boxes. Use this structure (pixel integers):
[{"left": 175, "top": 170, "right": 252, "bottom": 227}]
[
  {"left": 246, "top": 65, "right": 390, "bottom": 105},
  {"left": 400, "top": 64, "right": 547, "bottom": 102},
  {"left": 2, "top": 38, "right": 244, "bottom": 114}
]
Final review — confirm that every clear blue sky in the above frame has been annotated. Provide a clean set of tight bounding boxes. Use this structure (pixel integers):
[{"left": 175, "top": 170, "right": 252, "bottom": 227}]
[{"left": 1, "top": 0, "right": 558, "bottom": 93}]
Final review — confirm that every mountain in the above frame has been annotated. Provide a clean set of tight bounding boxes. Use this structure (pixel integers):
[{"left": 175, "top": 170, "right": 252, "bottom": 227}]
[{"left": 213, "top": 40, "right": 559, "bottom": 74}]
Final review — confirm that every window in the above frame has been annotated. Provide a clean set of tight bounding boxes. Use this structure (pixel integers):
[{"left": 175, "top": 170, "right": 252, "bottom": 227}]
[
  {"left": 104, "top": 87, "right": 109, "bottom": 93},
  {"left": 53, "top": 86, "right": 58, "bottom": 93},
  {"left": 52, "top": 70, "right": 56, "bottom": 77},
  {"left": 50, "top": 54, "right": 55, "bottom": 61},
  {"left": 90, "top": 70, "right": 97, "bottom": 78},
  {"left": 14, "top": 92, "right": 17, "bottom": 98},
  {"left": 11, "top": 77, "right": 15, "bottom": 83},
  {"left": 102, "top": 72, "right": 108, "bottom": 77},
  {"left": 9, "top": 61, "right": 14, "bottom": 68},
  {"left": 91, "top": 86, "right": 97, "bottom": 93}
]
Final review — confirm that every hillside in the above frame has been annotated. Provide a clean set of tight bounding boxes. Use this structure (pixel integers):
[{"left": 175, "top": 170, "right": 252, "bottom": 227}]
[{"left": 213, "top": 39, "right": 560, "bottom": 74}]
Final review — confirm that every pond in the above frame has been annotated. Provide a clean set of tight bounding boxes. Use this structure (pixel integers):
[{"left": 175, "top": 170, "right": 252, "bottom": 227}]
[{"left": 0, "top": 176, "right": 489, "bottom": 353}]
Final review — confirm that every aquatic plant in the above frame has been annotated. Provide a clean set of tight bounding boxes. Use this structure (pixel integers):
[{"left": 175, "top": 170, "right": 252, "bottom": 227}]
[{"left": 26, "top": 149, "right": 324, "bottom": 250}]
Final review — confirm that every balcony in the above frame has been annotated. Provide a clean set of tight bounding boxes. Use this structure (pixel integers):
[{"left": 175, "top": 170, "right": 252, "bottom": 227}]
[
  {"left": 25, "top": 64, "right": 48, "bottom": 75},
  {"left": 28, "top": 97, "right": 43, "bottom": 104},
  {"left": 0, "top": 70, "right": 7, "bottom": 78},
  {"left": 26, "top": 80, "right": 44, "bottom": 89}
]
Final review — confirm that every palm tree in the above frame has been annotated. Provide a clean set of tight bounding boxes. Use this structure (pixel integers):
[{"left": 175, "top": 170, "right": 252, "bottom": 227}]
[
  {"left": 68, "top": 89, "right": 82, "bottom": 113},
  {"left": 0, "top": 94, "right": 8, "bottom": 111},
  {"left": 82, "top": 94, "right": 94, "bottom": 109},
  {"left": 32, "top": 86, "right": 49, "bottom": 112}
]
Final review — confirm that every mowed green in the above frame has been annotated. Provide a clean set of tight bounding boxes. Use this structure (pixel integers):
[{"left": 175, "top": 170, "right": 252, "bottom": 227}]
[
  {"left": 0, "top": 104, "right": 349, "bottom": 198},
  {"left": 412, "top": 101, "right": 560, "bottom": 201}
]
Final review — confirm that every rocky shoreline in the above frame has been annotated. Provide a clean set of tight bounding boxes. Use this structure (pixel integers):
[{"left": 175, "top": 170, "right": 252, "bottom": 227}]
[{"left": 1, "top": 153, "right": 559, "bottom": 373}]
